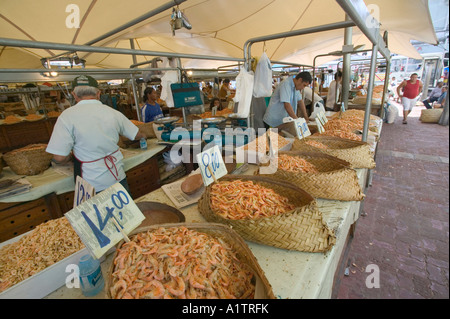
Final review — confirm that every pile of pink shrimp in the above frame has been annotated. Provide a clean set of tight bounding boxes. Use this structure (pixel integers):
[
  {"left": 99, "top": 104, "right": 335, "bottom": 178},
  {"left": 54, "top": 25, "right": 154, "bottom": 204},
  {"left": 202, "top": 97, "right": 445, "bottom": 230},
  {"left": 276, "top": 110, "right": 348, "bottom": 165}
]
[
  {"left": 109, "top": 226, "right": 255, "bottom": 299},
  {"left": 210, "top": 180, "right": 296, "bottom": 220}
]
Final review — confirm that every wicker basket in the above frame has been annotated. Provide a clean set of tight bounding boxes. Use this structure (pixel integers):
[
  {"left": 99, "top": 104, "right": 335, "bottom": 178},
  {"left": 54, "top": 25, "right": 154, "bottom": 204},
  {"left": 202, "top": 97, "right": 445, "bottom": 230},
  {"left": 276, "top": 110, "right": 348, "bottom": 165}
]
[
  {"left": 3, "top": 144, "right": 53, "bottom": 175},
  {"left": 198, "top": 175, "right": 336, "bottom": 253},
  {"left": 0, "top": 153, "right": 3, "bottom": 175},
  {"left": 420, "top": 108, "right": 443, "bottom": 123},
  {"left": 292, "top": 136, "right": 376, "bottom": 169},
  {"left": 106, "top": 223, "right": 275, "bottom": 299},
  {"left": 256, "top": 151, "right": 365, "bottom": 201}
]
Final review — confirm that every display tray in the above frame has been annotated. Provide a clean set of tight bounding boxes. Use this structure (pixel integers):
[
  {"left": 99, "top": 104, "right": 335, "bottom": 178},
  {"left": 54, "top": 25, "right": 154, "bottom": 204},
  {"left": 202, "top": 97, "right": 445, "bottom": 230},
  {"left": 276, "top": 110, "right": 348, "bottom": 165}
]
[
  {"left": 136, "top": 201, "right": 185, "bottom": 227},
  {"left": 0, "top": 231, "right": 89, "bottom": 299}
]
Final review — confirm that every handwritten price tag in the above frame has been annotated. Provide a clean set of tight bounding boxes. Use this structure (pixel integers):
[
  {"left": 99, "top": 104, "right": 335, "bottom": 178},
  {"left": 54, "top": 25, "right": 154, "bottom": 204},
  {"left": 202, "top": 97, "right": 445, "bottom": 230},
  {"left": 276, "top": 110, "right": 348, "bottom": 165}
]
[
  {"left": 315, "top": 118, "right": 325, "bottom": 134},
  {"left": 317, "top": 111, "right": 328, "bottom": 124},
  {"left": 73, "top": 176, "right": 95, "bottom": 208},
  {"left": 294, "top": 118, "right": 311, "bottom": 140},
  {"left": 196, "top": 145, "right": 227, "bottom": 187},
  {"left": 65, "top": 183, "right": 145, "bottom": 259}
]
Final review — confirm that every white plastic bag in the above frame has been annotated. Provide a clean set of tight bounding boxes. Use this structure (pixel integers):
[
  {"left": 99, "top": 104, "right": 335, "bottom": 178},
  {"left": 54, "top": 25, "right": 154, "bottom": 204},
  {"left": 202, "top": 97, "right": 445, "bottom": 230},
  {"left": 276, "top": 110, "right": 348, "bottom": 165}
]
[
  {"left": 310, "top": 101, "right": 326, "bottom": 120},
  {"left": 253, "top": 52, "right": 273, "bottom": 98},
  {"left": 160, "top": 70, "right": 180, "bottom": 108},
  {"left": 385, "top": 103, "right": 398, "bottom": 124},
  {"left": 233, "top": 68, "right": 254, "bottom": 118}
]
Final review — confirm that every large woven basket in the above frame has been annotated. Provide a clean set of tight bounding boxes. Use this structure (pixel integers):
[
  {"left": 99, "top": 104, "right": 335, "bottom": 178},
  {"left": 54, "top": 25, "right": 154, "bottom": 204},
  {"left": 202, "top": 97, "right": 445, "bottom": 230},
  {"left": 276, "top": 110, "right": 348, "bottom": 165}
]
[
  {"left": 420, "top": 108, "right": 443, "bottom": 123},
  {"left": 198, "top": 175, "right": 336, "bottom": 253},
  {"left": 292, "top": 136, "right": 376, "bottom": 169},
  {"left": 3, "top": 144, "right": 53, "bottom": 176},
  {"left": 256, "top": 151, "right": 365, "bottom": 201},
  {"left": 106, "top": 223, "right": 275, "bottom": 299},
  {"left": 0, "top": 153, "right": 3, "bottom": 175}
]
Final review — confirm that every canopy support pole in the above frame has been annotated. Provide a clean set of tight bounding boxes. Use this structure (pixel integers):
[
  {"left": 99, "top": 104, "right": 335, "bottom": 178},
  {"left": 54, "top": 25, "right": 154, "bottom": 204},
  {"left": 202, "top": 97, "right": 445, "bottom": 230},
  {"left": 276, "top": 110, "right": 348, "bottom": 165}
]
[{"left": 362, "top": 44, "right": 378, "bottom": 142}]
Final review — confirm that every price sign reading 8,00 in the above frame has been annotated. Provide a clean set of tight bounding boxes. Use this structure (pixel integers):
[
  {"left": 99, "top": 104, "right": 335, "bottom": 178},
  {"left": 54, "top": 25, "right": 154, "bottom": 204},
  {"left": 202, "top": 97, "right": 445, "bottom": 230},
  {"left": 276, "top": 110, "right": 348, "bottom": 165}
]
[
  {"left": 196, "top": 145, "right": 227, "bottom": 187},
  {"left": 65, "top": 183, "right": 145, "bottom": 259},
  {"left": 295, "top": 118, "right": 311, "bottom": 140}
]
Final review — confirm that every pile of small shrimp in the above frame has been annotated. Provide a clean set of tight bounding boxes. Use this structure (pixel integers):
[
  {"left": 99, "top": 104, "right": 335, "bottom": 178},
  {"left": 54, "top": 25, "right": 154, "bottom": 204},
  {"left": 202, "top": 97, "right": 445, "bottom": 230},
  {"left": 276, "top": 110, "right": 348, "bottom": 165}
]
[
  {"left": 0, "top": 217, "right": 85, "bottom": 293},
  {"left": 323, "top": 118, "right": 362, "bottom": 132},
  {"left": 109, "top": 226, "right": 255, "bottom": 299},
  {"left": 210, "top": 180, "right": 296, "bottom": 220},
  {"left": 315, "top": 129, "right": 362, "bottom": 141},
  {"left": 304, "top": 140, "right": 329, "bottom": 150},
  {"left": 244, "top": 130, "right": 290, "bottom": 153},
  {"left": 278, "top": 154, "right": 319, "bottom": 173}
]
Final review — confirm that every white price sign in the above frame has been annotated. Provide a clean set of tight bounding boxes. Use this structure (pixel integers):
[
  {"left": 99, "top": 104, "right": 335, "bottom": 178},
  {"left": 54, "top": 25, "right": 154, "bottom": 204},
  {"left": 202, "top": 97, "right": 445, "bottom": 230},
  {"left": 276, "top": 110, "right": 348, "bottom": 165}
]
[
  {"left": 65, "top": 183, "right": 145, "bottom": 259},
  {"left": 317, "top": 111, "right": 328, "bottom": 124},
  {"left": 74, "top": 176, "right": 95, "bottom": 208},
  {"left": 315, "top": 118, "right": 326, "bottom": 134},
  {"left": 294, "top": 118, "right": 311, "bottom": 140},
  {"left": 196, "top": 145, "right": 227, "bottom": 187}
]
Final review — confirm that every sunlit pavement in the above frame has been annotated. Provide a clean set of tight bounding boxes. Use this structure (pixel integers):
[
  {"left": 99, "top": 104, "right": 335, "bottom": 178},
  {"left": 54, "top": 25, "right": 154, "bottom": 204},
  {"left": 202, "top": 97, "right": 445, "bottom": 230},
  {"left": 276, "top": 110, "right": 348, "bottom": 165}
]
[{"left": 336, "top": 99, "right": 449, "bottom": 299}]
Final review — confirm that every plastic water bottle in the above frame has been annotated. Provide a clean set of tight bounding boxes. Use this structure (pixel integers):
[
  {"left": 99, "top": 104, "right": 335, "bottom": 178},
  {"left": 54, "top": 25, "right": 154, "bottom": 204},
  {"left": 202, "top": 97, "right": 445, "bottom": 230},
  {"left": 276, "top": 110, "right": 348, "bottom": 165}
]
[
  {"left": 78, "top": 254, "right": 105, "bottom": 297},
  {"left": 140, "top": 137, "right": 148, "bottom": 150}
]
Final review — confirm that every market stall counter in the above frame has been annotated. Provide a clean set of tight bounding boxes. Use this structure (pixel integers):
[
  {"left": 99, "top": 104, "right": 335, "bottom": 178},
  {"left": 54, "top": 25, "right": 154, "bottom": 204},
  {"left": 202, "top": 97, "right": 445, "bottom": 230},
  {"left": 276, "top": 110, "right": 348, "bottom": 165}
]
[
  {"left": 43, "top": 165, "right": 368, "bottom": 299},
  {"left": 0, "top": 139, "right": 167, "bottom": 242}
]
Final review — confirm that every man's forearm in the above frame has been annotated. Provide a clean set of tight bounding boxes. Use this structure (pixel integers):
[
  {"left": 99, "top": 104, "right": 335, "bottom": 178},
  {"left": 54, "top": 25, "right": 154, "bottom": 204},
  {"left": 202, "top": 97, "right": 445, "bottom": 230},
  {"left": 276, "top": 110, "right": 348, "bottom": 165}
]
[
  {"left": 284, "top": 103, "right": 297, "bottom": 119},
  {"left": 298, "top": 100, "right": 309, "bottom": 120}
]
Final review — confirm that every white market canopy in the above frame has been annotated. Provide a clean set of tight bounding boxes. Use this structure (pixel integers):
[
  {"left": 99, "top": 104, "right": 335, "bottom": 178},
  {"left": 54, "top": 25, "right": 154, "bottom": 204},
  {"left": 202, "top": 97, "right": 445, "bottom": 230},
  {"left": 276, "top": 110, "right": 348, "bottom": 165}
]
[{"left": 0, "top": 0, "right": 439, "bottom": 72}]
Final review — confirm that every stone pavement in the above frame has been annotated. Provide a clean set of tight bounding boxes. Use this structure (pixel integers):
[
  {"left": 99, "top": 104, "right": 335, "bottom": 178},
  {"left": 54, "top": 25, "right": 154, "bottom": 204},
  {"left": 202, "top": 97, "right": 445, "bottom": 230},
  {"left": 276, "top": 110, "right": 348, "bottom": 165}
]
[{"left": 335, "top": 100, "right": 449, "bottom": 299}]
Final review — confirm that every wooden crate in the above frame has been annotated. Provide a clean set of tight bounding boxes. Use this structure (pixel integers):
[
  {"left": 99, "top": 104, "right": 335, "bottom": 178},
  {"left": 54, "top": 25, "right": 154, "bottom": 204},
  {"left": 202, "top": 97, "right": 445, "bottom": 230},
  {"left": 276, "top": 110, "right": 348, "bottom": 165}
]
[{"left": 0, "top": 193, "right": 63, "bottom": 243}]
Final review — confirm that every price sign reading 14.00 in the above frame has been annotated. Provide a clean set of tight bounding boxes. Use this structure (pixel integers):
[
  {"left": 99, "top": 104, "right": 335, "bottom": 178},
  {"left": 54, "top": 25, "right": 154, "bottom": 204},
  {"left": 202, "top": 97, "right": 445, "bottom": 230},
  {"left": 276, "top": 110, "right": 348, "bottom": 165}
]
[
  {"left": 65, "top": 183, "right": 145, "bottom": 259},
  {"left": 196, "top": 145, "right": 228, "bottom": 187}
]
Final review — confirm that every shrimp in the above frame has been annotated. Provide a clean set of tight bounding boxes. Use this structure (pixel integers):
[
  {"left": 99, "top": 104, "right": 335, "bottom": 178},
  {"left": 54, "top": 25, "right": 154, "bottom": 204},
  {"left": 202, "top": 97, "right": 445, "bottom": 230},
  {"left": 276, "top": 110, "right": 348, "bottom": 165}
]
[
  {"left": 141, "top": 280, "right": 165, "bottom": 299},
  {"left": 165, "top": 276, "right": 186, "bottom": 297}
]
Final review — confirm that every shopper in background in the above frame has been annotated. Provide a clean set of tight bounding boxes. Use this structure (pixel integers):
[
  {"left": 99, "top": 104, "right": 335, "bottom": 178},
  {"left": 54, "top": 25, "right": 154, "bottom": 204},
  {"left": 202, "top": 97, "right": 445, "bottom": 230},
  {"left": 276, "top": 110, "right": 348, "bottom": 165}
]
[
  {"left": 433, "top": 85, "right": 447, "bottom": 108},
  {"left": 141, "top": 87, "right": 163, "bottom": 123},
  {"left": 56, "top": 95, "right": 71, "bottom": 111},
  {"left": 209, "top": 97, "right": 223, "bottom": 111},
  {"left": 302, "top": 86, "right": 324, "bottom": 117},
  {"left": 422, "top": 81, "right": 444, "bottom": 109},
  {"left": 263, "top": 71, "right": 312, "bottom": 129},
  {"left": 397, "top": 73, "right": 423, "bottom": 124},
  {"left": 46, "top": 75, "right": 146, "bottom": 193},
  {"left": 326, "top": 70, "right": 342, "bottom": 111},
  {"left": 218, "top": 79, "right": 231, "bottom": 101}
]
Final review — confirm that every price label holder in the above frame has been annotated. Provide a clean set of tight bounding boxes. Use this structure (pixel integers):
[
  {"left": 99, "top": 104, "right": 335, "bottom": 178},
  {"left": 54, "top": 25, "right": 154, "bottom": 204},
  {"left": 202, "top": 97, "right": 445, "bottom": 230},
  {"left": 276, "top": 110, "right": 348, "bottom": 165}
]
[
  {"left": 74, "top": 176, "right": 95, "bottom": 208},
  {"left": 315, "top": 118, "right": 326, "bottom": 134},
  {"left": 65, "top": 183, "right": 145, "bottom": 259},
  {"left": 196, "top": 145, "right": 227, "bottom": 187},
  {"left": 317, "top": 111, "right": 328, "bottom": 124},
  {"left": 294, "top": 118, "right": 311, "bottom": 140}
]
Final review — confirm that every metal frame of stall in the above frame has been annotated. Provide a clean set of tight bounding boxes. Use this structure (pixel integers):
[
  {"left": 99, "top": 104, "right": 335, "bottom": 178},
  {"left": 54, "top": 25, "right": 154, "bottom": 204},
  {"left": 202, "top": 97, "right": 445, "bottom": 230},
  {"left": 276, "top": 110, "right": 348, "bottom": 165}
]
[{"left": 243, "top": 0, "right": 391, "bottom": 143}]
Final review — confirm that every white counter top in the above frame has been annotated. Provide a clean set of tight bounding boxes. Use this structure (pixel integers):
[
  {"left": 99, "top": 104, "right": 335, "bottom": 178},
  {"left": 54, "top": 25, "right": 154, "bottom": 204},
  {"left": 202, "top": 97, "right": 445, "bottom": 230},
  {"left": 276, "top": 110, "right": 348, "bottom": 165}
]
[
  {"left": 0, "top": 139, "right": 166, "bottom": 203},
  {"left": 44, "top": 165, "right": 367, "bottom": 299}
]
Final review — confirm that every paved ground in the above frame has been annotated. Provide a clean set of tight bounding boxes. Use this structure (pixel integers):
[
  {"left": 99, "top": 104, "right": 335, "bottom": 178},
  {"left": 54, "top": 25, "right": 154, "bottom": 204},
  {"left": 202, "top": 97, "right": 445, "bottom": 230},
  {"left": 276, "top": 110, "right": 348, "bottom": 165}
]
[{"left": 336, "top": 100, "right": 449, "bottom": 299}]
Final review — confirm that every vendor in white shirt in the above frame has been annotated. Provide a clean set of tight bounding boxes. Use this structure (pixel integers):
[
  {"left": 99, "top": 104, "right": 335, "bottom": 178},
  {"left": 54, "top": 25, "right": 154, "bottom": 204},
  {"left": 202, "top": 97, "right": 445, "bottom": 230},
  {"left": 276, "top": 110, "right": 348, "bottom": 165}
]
[
  {"left": 326, "top": 70, "right": 342, "bottom": 111},
  {"left": 46, "top": 75, "right": 146, "bottom": 193},
  {"left": 302, "top": 86, "right": 324, "bottom": 117}
]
